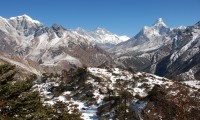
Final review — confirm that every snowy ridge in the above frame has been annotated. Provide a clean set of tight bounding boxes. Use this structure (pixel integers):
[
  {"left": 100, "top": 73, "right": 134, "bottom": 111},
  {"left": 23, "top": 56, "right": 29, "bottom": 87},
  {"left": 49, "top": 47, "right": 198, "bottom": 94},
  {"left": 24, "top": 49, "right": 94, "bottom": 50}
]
[
  {"left": 9, "top": 14, "right": 41, "bottom": 24},
  {"left": 174, "top": 25, "right": 186, "bottom": 30}
]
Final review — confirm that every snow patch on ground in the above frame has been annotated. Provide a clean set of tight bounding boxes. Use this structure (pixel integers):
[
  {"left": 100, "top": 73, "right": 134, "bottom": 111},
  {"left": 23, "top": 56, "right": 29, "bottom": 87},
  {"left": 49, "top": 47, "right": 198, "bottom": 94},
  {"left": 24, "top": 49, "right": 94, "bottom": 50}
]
[
  {"left": 32, "top": 67, "right": 183, "bottom": 120},
  {"left": 182, "top": 80, "right": 200, "bottom": 89}
]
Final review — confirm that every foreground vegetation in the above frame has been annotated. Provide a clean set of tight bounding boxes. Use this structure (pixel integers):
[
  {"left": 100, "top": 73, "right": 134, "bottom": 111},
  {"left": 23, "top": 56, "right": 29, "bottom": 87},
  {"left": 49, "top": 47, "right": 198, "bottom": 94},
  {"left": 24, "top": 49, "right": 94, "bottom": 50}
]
[{"left": 0, "top": 63, "right": 82, "bottom": 120}]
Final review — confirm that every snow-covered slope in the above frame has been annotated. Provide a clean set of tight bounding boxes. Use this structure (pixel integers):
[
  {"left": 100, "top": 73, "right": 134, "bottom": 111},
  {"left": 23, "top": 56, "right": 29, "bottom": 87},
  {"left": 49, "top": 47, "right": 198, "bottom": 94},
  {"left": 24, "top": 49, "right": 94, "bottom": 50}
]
[
  {"left": 33, "top": 67, "right": 200, "bottom": 119},
  {"left": 72, "top": 27, "right": 129, "bottom": 49}
]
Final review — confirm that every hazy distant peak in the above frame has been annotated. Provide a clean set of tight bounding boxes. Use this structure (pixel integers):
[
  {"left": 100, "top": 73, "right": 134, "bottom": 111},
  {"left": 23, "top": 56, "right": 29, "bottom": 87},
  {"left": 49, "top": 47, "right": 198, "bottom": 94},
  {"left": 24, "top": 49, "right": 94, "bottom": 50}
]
[
  {"left": 175, "top": 25, "right": 186, "bottom": 30},
  {"left": 94, "top": 27, "right": 106, "bottom": 30},
  {"left": 74, "top": 27, "right": 88, "bottom": 33},
  {"left": 75, "top": 27, "right": 86, "bottom": 31},
  {"left": 93, "top": 27, "right": 112, "bottom": 34}
]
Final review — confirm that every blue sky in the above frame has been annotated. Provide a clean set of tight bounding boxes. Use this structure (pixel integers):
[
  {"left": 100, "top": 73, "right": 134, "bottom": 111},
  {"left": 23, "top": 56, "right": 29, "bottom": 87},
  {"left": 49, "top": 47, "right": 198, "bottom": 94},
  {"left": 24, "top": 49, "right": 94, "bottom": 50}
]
[{"left": 0, "top": 0, "right": 200, "bottom": 37}]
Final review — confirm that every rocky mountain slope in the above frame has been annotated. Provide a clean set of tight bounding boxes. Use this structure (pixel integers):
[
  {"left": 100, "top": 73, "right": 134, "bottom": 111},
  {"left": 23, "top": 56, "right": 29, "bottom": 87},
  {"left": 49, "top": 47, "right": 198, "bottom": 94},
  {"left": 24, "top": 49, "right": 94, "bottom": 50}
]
[
  {"left": 0, "top": 15, "right": 112, "bottom": 73},
  {"left": 72, "top": 27, "right": 129, "bottom": 50},
  {"left": 110, "top": 18, "right": 200, "bottom": 80},
  {"left": 1, "top": 15, "right": 199, "bottom": 81}
]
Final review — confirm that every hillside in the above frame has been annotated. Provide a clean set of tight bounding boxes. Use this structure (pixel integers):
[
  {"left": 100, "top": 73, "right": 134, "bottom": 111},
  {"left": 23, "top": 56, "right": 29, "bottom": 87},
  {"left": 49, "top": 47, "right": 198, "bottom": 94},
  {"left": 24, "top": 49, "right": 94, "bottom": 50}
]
[{"left": 33, "top": 67, "right": 200, "bottom": 119}]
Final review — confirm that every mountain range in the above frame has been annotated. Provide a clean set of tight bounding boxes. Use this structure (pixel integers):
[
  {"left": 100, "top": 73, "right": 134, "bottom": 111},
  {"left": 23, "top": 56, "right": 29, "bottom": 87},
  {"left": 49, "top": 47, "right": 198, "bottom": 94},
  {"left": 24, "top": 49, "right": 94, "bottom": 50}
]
[
  {"left": 0, "top": 15, "right": 113, "bottom": 73},
  {"left": 1, "top": 15, "right": 200, "bottom": 80},
  {"left": 0, "top": 15, "right": 200, "bottom": 119}
]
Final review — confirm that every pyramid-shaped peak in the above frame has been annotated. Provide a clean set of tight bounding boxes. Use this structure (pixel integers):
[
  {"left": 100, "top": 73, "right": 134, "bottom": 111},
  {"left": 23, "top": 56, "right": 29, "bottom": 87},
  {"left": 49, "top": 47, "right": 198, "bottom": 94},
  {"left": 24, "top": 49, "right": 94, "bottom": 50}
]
[
  {"left": 153, "top": 18, "right": 168, "bottom": 27},
  {"left": 157, "top": 18, "right": 164, "bottom": 22}
]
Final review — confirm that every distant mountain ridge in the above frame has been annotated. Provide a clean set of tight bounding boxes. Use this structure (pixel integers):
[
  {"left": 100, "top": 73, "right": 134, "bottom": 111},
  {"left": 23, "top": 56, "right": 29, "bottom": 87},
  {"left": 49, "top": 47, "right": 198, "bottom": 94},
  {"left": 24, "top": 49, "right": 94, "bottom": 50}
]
[{"left": 72, "top": 27, "right": 129, "bottom": 49}]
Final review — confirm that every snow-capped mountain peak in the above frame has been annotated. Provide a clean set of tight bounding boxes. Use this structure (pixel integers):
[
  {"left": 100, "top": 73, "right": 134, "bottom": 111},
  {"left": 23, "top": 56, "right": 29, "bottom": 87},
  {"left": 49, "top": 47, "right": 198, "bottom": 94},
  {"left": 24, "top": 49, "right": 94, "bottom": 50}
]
[
  {"left": 6, "top": 15, "right": 44, "bottom": 37},
  {"left": 9, "top": 14, "right": 41, "bottom": 24},
  {"left": 111, "top": 18, "right": 172, "bottom": 56},
  {"left": 153, "top": 18, "right": 168, "bottom": 27},
  {"left": 90, "top": 27, "right": 130, "bottom": 45},
  {"left": 73, "top": 27, "right": 89, "bottom": 37},
  {"left": 137, "top": 18, "right": 170, "bottom": 37}
]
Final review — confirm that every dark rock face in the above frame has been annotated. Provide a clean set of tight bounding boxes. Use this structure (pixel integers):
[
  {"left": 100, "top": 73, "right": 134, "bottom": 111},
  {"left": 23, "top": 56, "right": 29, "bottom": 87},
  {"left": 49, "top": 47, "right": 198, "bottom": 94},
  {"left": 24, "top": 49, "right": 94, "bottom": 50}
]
[
  {"left": 155, "top": 55, "right": 171, "bottom": 77},
  {"left": 34, "top": 27, "right": 50, "bottom": 37},
  {"left": 51, "top": 24, "right": 65, "bottom": 38}
]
